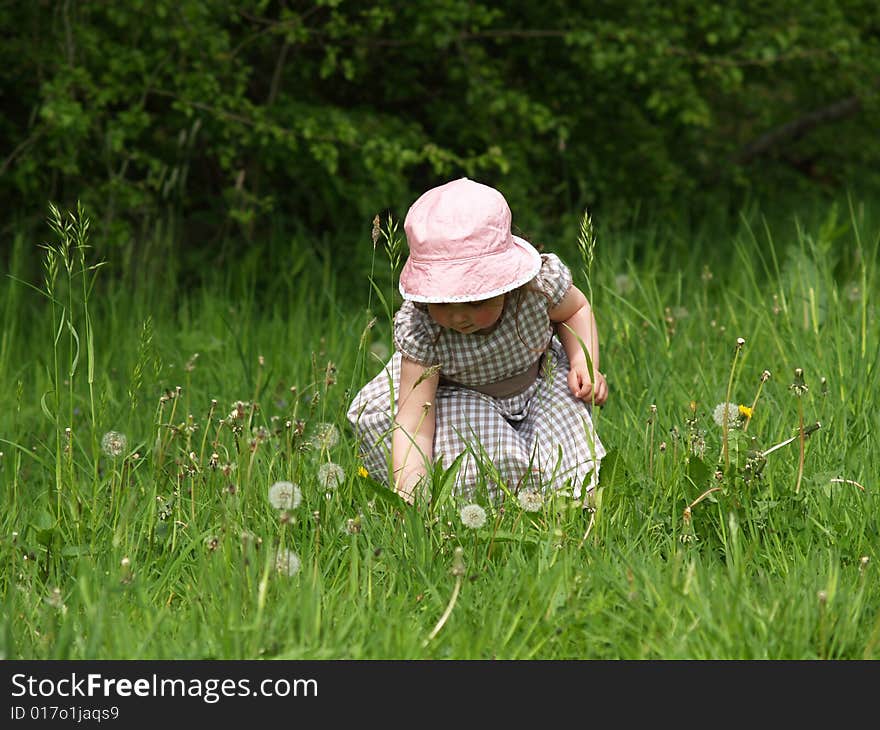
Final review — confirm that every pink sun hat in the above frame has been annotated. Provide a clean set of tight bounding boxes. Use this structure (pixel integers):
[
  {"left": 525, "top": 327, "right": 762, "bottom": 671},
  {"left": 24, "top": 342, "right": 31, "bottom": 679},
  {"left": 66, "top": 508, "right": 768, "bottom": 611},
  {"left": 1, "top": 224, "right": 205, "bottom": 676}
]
[{"left": 399, "top": 178, "right": 542, "bottom": 303}]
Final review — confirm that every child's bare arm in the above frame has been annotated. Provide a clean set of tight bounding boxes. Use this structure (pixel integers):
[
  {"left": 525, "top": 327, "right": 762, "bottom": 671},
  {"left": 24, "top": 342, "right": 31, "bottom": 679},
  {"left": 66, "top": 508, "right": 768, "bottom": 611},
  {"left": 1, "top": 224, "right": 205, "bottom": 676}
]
[
  {"left": 550, "top": 285, "right": 608, "bottom": 406},
  {"left": 392, "top": 357, "right": 439, "bottom": 503}
]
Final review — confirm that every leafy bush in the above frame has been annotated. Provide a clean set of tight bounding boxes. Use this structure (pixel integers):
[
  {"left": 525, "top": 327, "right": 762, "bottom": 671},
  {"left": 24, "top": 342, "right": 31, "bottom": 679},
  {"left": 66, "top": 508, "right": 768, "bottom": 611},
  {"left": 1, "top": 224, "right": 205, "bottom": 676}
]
[{"left": 2, "top": 1, "right": 879, "bottom": 254}]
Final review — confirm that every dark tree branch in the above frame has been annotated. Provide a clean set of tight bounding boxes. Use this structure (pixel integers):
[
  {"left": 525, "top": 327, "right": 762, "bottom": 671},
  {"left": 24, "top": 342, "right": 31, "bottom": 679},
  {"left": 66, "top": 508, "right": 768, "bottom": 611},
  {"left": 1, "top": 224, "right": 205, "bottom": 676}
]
[{"left": 732, "top": 95, "right": 863, "bottom": 165}]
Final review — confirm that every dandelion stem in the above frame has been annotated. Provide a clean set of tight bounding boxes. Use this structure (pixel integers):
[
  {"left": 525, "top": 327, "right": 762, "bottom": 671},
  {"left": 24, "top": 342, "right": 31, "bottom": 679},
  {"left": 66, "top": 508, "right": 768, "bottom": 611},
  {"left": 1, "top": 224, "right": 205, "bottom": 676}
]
[
  {"left": 744, "top": 377, "right": 767, "bottom": 433},
  {"left": 722, "top": 343, "right": 743, "bottom": 471},
  {"left": 688, "top": 486, "right": 722, "bottom": 510},
  {"left": 199, "top": 399, "right": 216, "bottom": 465},
  {"left": 578, "top": 508, "right": 596, "bottom": 549},
  {"left": 760, "top": 422, "right": 820, "bottom": 457},
  {"left": 487, "top": 500, "right": 506, "bottom": 561},
  {"left": 423, "top": 574, "right": 462, "bottom": 646},
  {"left": 795, "top": 399, "right": 805, "bottom": 494},
  {"left": 830, "top": 477, "right": 866, "bottom": 492}
]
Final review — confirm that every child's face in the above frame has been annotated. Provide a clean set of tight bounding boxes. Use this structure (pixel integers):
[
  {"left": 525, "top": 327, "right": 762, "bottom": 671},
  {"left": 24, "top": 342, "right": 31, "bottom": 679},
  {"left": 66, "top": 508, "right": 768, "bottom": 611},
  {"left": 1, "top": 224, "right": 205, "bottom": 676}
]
[{"left": 428, "top": 294, "right": 505, "bottom": 334}]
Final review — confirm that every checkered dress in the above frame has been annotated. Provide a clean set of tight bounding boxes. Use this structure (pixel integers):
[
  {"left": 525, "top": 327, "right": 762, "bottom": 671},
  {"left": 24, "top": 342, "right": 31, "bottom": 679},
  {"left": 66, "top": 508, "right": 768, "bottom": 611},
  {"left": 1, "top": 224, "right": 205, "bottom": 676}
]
[{"left": 347, "top": 254, "right": 605, "bottom": 501}]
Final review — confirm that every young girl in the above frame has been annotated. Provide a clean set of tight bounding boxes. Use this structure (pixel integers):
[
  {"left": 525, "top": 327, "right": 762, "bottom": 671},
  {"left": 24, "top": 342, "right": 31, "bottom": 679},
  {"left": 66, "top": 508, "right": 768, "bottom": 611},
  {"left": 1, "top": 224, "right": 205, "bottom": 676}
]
[{"left": 348, "top": 178, "right": 607, "bottom": 504}]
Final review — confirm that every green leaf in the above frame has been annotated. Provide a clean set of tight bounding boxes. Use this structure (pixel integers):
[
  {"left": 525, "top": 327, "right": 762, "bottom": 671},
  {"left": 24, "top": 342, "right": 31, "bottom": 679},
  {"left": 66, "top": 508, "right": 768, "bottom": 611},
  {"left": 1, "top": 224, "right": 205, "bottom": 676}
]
[
  {"left": 597, "top": 448, "right": 629, "bottom": 489},
  {"left": 487, "top": 531, "right": 539, "bottom": 545},
  {"left": 359, "top": 475, "right": 408, "bottom": 510},
  {"left": 67, "top": 318, "right": 80, "bottom": 377},
  {"left": 32, "top": 508, "right": 55, "bottom": 531},
  {"left": 40, "top": 390, "right": 55, "bottom": 421},
  {"left": 686, "top": 456, "right": 713, "bottom": 490},
  {"left": 61, "top": 545, "right": 92, "bottom": 557},
  {"left": 430, "top": 452, "right": 464, "bottom": 513}
]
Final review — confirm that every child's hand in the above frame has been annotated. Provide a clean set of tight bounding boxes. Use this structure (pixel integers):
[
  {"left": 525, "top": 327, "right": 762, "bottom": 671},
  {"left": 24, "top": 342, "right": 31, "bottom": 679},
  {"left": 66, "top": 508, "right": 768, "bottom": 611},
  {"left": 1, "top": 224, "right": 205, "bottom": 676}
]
[
  {"left": 394, "top": 469, "right": 425, "bottom": 505},
  {"left": 567, "top": 365, "right": 608, "bottom": 406}
]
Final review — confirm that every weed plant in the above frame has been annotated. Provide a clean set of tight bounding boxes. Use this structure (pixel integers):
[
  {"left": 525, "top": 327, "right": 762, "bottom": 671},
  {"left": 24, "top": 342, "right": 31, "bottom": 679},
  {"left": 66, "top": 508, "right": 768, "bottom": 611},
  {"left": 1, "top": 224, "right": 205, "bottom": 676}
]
[{"left": 0, "top": 198, "right": 877, "bottom": 659}]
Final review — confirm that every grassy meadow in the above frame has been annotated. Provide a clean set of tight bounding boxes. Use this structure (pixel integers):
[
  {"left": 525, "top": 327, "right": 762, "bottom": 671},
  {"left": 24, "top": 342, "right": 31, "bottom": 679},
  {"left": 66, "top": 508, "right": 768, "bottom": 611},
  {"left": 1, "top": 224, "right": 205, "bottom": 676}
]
[{"left": 1, "top": 198, "right": 878, "bottom": 660}]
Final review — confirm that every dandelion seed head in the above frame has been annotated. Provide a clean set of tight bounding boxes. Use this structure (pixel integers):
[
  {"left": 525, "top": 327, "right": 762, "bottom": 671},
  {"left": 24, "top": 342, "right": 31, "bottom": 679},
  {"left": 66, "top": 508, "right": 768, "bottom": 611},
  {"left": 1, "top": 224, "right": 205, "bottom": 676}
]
[
  {"left": 44, "top": 587, "right": 64, "bottom": 609},
  {"left": 317, "top": 462, "right": 345, "bottom": 489},
  {"left": 313, "top": 422, "right": 340, "bottom": 450},
  {"left": 614, "top": 273, "right": 634, "bottom": 295},
  {"left": 101, "top": 431, "right": 127, "bottom": 457},
  {"left": 275, "top": 548, "right": 301, "bottom": 577},
  {"left": 460, "top": 503, "right": 487, "bottom": 529},
  {"left": 517, "top": 490, "right": 544, "bottom": 512},
  {"left": 268, "top": 480, "right": 302, "bottom": 511},
  {"left": 712, "top": 402, "right": 740, "bottom": 428},
  {"left": 790, "top": 367, "right": 808, "bottom": 396}
]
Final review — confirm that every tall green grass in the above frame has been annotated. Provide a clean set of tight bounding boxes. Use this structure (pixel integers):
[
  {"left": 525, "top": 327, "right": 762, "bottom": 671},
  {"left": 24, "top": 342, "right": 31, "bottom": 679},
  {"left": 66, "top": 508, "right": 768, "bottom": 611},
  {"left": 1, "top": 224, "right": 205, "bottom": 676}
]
[{"left": 0, "top": 198, "right": 877, "bottom": 659}]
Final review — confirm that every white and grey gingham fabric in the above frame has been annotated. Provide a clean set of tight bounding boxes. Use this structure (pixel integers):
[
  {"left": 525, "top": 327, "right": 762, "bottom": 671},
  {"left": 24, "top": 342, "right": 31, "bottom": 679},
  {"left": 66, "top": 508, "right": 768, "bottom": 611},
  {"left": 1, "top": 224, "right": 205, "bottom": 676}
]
[{"left": 347, "top": 254, "right": 606, "bottom": 501}]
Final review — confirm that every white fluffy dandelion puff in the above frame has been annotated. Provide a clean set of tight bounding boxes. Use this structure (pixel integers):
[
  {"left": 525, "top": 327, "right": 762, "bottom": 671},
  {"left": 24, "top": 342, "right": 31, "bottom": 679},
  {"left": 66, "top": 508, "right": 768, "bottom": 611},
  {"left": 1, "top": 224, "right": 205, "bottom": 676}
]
[
  {"left": 712, "top": 402, "right": 740, "bottom": 428},
  {"left": 313, "top": 422, "right": 340, "bottom": 450},
  {"left": 275, "top": 548, "right": 301, "bottom": 577},
  {"left": 614, "top": 273, "right": 634, "bottom": 295},
  {"left": 101, "top": 431, "right": 127, "bottom": 457},
  {"left": 460, "top": 503, "right": 487, "bottom": 529},
  {"left": 317, "top": 462, "right": 345, "bottom": 489},
  {"left": 268, "top": 481, "right": 302, "bottom": 511},
  {"left": 517, "top": 489, "right": 544, "bottom": 512}
]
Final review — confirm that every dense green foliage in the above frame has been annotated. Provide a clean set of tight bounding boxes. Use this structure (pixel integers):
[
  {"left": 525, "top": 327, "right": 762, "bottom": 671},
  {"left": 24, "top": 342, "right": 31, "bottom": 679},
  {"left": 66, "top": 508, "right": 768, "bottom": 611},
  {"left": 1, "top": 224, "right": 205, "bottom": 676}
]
[
  {"left": 3, "top": 1, "right": 879, "bottom": 253},
  {"left": 1, "top": 200, "right": 877, "bottom": 659}
]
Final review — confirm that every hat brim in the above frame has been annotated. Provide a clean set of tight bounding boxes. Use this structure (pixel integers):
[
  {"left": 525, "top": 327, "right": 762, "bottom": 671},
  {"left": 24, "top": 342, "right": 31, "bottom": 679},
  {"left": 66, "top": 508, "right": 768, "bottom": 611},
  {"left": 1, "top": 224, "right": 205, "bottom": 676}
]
[{"left": 399, "top": 235, "right": 542, "bottom": 303}]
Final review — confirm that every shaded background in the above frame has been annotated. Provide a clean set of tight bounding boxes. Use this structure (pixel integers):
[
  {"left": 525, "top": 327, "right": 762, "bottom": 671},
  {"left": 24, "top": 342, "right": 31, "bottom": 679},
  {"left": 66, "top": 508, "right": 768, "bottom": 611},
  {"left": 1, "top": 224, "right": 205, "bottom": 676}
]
[{"left": 2, "top": 0, "right": 879, "bottom": 277}]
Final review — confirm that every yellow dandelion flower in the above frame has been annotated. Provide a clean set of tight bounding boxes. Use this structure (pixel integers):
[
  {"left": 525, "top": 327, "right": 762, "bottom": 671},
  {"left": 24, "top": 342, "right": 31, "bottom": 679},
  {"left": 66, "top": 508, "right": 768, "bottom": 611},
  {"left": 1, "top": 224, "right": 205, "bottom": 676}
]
[
  {"left": 738, "top": 404, "right": 753, "bottom": 418},
  {"left": 357, "top": 466, "right": 368, "bottom": 478}
]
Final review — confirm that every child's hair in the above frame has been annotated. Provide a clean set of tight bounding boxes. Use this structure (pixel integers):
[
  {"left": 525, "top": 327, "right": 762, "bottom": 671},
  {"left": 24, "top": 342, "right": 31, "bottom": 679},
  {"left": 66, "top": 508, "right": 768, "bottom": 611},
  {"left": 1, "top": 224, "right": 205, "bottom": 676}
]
[{"left": 512, "top": 281, "right": 554, "bottom": 354}]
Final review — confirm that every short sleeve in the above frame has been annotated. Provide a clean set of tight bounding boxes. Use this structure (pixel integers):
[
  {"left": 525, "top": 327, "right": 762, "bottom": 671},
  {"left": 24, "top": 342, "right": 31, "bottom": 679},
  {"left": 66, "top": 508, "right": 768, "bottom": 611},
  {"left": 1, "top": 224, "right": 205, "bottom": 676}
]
[
  {"left": 534, "top": 253, "right": 573, "bottom": 307},
  {"left": 393, "top": 301, "right": 440, "bottom": 365}
]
